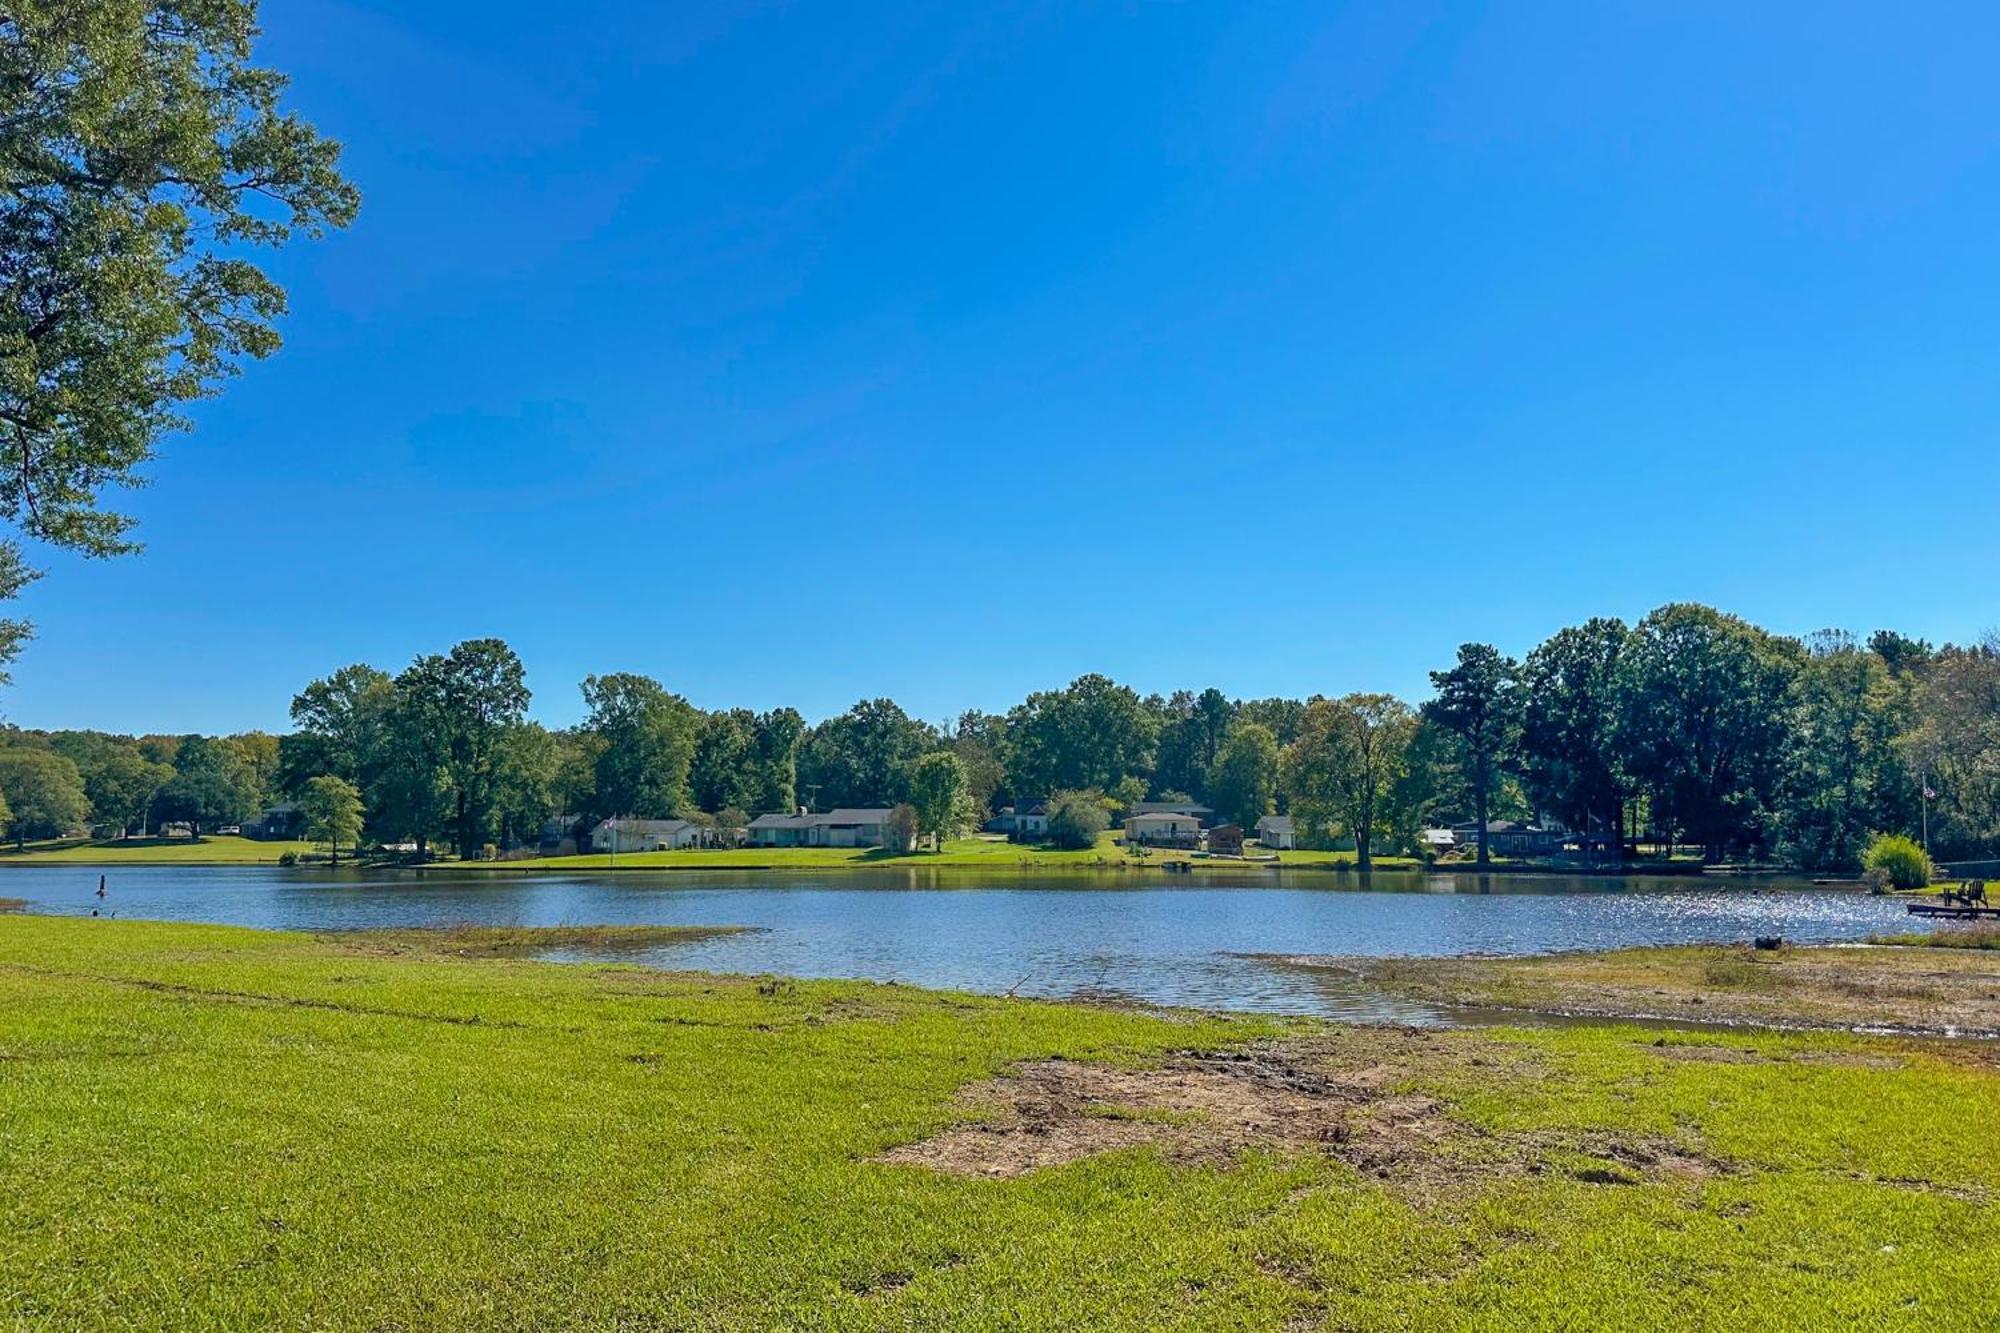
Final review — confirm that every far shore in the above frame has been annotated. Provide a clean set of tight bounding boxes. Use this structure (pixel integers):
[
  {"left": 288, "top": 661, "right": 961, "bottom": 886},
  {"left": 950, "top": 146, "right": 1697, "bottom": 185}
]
[{"left": 0, "top": 833, "right": 1797, "bottom": 879}]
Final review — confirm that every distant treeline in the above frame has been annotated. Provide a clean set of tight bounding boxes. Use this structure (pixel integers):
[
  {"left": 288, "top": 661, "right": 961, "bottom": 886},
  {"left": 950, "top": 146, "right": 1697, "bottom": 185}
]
[{"left": 1, "top": 603, "right": 1995, "bottom": 869}]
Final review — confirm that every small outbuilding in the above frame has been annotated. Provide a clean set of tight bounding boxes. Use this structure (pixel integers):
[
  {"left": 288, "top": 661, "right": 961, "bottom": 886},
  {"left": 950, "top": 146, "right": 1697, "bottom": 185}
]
[{"left": 1254, "top": 814, "right": 1296, "bottom": 850}]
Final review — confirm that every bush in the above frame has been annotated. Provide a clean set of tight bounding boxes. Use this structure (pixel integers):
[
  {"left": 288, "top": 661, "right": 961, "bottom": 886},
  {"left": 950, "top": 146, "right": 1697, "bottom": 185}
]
[
  {"left": 1862, "top": 834, "right": 1930, "bottom": 890},
  {"left": 1048, "top": 790, "right": 1109, "bottom": 850},
  {"left": 277, "top": 851, "right": 298, "bottom": 866},
  {"left": 885, "top": 804, "right": 919, "bottom": 853}
]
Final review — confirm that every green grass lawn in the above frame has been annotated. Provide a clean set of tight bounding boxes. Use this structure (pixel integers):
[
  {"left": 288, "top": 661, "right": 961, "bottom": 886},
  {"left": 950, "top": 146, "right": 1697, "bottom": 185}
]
[
  {"left": 0, "top": 834, "right": 320, "bottom": 864},
  {"left": 2, "top": 915, "right": 1997, "bottom": 1329}
]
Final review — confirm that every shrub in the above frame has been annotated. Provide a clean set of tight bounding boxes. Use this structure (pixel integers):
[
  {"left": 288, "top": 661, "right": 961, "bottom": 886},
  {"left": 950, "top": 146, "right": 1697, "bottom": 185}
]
[
  {"left": 1048, "top": 790, "right": 1109, "bottom": 850},
  {"left": 1861, "top": 834, "right": 1930, "bottom": 890},
  {"left": 277, "top": 851, "right": 298, "bottom": 866},
  {"left": 885, "top": 804, "right": 919, "bottom": 853}
]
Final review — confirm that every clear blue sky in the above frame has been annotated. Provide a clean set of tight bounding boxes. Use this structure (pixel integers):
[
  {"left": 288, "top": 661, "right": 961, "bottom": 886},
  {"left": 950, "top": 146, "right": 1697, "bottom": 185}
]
[{"left": 11, "top": 1, "right": 2000, "bottom": 735}]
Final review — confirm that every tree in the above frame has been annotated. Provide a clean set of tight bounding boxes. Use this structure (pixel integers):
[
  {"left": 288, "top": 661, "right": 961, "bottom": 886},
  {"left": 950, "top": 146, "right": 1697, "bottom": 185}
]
[
  {"left": 1614, "top": 605, "right": 1801, "bottom": 862},
  {"left": 83, "top": 749, "right": 170, "bottom": 837},
  {"left": 492, "top": 723, "right": 561, "bottom": 850},
  {"left": 1518, "top": 618, "right": 1630, "bottom": 852},
  {"left": 796, "top": 699, "right": 935, "bottom": 809},
  {"left": 1209, "top": 722, "right": 1278, "bottom": 830},
  {"left": 1784, "top": 630, "right": 1900, "bottom": 872},
  {"left": 691, "top": 708, "right": 759, "bottom": 814},
  {"left": 1901, "top": 636, "right": 2000, "bottom": 859},
  {"left": 0, "top": 3, "right": 357, "bottom": 676},
  {"left": 947, "top": 710, "right": 1007, "bottom": 818},
  {"left": 884, "top": 803, "right": 920, "bottom": 853},
  {"left": 1047, "top": 789, "right": 1108, "bottom": 850},
  {"left": 298, "top": 775, "right": 363, "bottom": 865},
  {"left": 908, "top": 751, "right": 972, "bottom": 850},
  {"left": 0, "top": 747, "right": 87, "bottom": 845},
  {"left": 1422, "top": 644, "right": 1522, "bottom": 868},
  {"left": 581, "top": 673, "right": 698, "bottom": 819},
  {"left": 153, "top": 735, "right": 255, "bottom": 837},
  {"left": 285, "top": 664, "right": 394, "bottom": 794},
  {"left": 1006, "top": 675, "right": 1157, "bottom": 797},
  {"left": 751, "top": 708, "right": 805, "bottom": 814},
  {"left": 393, "top": 640, "right": 530, "bottom": 858},
  {"left": 1283, "top": 696, "right": 1416, "bottom": 868}
]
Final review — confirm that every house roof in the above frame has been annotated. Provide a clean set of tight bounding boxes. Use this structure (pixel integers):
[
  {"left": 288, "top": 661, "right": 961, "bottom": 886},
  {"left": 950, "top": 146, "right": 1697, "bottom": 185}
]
[
  {"left": 1450, "top": 820, "right": 1545, "bottom": 834},
  {"left": 598, "top": 818, "right": 693, "bottom": 834},
  {"left": 1131, "top": 801, "right": 1213, "bottom": 816},
  {"left": 1127, "top": 811, "right": 1198, "bottom": 824},
  {"left": 1255, "top": 815, "right": 1295, "bottom": 834},
  {"left": 748, "top": 809, "right": 892, "bottom": 828}
]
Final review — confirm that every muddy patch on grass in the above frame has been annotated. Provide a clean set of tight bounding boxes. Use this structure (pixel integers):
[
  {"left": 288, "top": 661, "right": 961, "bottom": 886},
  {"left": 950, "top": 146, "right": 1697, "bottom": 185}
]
[
  {"left": 878, "top": 1041, "right": 1463, "bottom": 1185},
  {"left": 880, "top": 1036, "right": 1738, "bottom": 1194}
]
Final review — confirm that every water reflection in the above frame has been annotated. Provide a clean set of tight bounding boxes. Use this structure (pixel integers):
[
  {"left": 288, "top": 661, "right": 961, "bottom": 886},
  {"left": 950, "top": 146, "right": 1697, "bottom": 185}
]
[{"left": 1, "top": 864, "right": 1906, "bottom": 1018}]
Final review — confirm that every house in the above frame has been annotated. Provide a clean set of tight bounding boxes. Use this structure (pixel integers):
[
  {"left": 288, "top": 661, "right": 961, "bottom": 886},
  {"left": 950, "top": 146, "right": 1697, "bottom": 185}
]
[
  {"left": 984, "top": 799, "right": 1052, "bottom": 840},
  {"left": 242, "top": 803, "right": 305, "bottom": 840},
  {"left": 746, "top": 808, "right": 897, "bottom": 849},
  {"left": 1420, "top": 827, "right": 1457, "bottom": 851},
  {"left": 590, "top": 818, "right": 707, "bottom": 853},
  {"left": 747, "top": 811, "right": 816, "bottom": 847},
  {"left": 1208, "top": 824, "right": 1245, "bottom": 855},
  {"left": 1449, "top": 820, "right": 1560, "bottom": 857},
  {"left": 1129, "top": 801, "right": 1215, "bottom": 826},
  {"left": 1254, "top": 814, "right": 1296, "bottom": 850},
  {"left": 1124, "top": 811, "right": 1203, "bottom": 847}
]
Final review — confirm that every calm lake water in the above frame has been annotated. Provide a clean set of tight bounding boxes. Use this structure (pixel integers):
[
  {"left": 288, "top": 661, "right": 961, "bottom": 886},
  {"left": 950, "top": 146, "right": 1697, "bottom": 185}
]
[{"left": 2, "top": 864, "right": 1909, "bottom": 1019}]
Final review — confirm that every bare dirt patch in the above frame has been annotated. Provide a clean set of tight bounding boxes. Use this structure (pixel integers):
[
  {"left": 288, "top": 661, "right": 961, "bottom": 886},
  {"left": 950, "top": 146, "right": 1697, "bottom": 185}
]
[
  {"left": 877, "top": 1042, "right": 1448, "bottom": 1180},
  {"left": 878, "top": 1037, "right": 1714, "bottom": 1197}
]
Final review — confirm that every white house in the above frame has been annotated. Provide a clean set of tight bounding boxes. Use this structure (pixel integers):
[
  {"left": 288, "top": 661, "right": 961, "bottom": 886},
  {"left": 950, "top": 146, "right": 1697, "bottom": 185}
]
[
  {"left": 590, "top": 818, "right": 706, "bottom": 853},
  {"left": 1254, "top": 814, "right": 1296, "bottom": 850},
  {"left": 1129, "top": 800, "right": 1215, "bottom": 825},
  {"left": 1124, "top": 811, "right": 1202, "bottom": 846},
  {"left": 746, "top": 808, "right": 896, "bottom": 849}
]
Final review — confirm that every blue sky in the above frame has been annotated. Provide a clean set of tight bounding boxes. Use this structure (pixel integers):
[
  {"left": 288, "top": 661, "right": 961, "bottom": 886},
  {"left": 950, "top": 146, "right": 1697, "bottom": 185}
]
[{"left": 11, "top": 1, "right": 2000, "bottom": 734}]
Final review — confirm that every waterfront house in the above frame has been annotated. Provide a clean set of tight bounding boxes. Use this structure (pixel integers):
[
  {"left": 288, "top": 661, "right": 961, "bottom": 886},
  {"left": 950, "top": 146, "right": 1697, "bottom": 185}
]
[
  {"left": 1124, "top": 811, "right": 1203, "bottom": 847},
  {"left": 590, "top": 818, "right": 706, "bottom": 853},
  {"left": 1448, "top": 820, "right": 1560, "bottom": 856},
  {"left": 985, "top": 799, "right": 1052, "bottom": 840},
  {"left": 1208, "top": 824, "right": 1245, "bottom": 855},
  {"left": 1254, "top": 814, "right": 1296, "bottom": 850},
  {"left": 747, "top": 808, "right": 897, "bottom": 849},
  {"left": 242, "top": 802, "right": 306, "bottom": 841}
]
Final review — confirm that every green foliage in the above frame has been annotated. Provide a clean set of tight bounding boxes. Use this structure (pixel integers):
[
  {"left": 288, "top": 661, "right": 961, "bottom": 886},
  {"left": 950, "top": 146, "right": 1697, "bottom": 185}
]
[
  {"left": 581, "top": 673, "right": 698, "bottom": 819},
  {"left": 1784, "top": 631, "right": 1906, "bottom": 872},
  {"left": 1211, "top": 723, "right": 1278, "bottom": 830},
  {"left": 0, "top": 0, "right": 356, "bottom": 676},
  {"left": 884, "top": 802, "right": 920, "bottom": 853},
  {"left": 1861, "top": 834, "right": 1930, "bottom": 890},
  {"left": 1283, "top": 695, "right": 1417, "bottom": 866},
  {"left": 153, "top": 736, "right": 257, "bottom": 835},
  {"left": 907, "top": 751, "right": 972, "bottom": 849},
  {"left": 1048, "top": 789, "right": 1109, "bottom": 850},
  {"left": 1422, "top": 644, "right": 1522, "bottom": 865},
  {"left": 1007, "top": 675, "right": 1158, "bottom": 797},
  {"left": 0, "top": 746, "right": 86, "bottom": 842},
  {"left": 1615, "top": 605, "right": 1801, "bottom": 860},
  {"left": 298, "top": 775, "right": 363, "bottom": 864},
  {"left": 796, "top": 698, "right": 935, "bottom": 809},
  {"left": 1518, "top": 618, "right": 1629, "bottom": 843},
  {"left": 395, "top": 640, "right": 531, "bottom": 857}
]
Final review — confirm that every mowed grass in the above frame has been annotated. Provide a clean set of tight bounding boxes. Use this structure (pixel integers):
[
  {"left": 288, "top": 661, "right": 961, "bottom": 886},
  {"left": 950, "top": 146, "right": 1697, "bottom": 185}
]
[
  {"left": 3, "top": 916, "right": 1999, "bottom": 1329},
  {"left": 0, "top": 834, "right": 319, "bottom": 864}
]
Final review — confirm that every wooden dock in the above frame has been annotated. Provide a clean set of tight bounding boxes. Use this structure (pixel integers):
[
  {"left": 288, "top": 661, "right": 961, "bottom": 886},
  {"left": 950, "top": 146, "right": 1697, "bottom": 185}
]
[{"left": 1906, "top": 901, "right": 2000, "bottom": 920}]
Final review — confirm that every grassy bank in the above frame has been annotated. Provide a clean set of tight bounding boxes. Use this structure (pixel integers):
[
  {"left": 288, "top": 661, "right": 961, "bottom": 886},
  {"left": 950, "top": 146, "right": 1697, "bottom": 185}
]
[
  {"left": 3, "top": 916, "right": 1998, "bottom": 1328},
  {"left": 1297, "top": 943, "right": 2000, "bottom": 1037},
  {"left": 0, "top": 834, "right": 319, "bottom": 864}
]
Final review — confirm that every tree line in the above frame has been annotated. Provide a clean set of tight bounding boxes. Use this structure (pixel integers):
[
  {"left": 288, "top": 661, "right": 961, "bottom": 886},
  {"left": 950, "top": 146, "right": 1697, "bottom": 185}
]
[{"left": 1, "top": 604, "right": 1995, "bottom": 869}]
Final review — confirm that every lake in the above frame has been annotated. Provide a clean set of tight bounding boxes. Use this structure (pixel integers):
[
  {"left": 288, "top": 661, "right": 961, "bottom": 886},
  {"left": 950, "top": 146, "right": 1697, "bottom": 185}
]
[{"left": 1, "top": 863, "right": 1910, "bottom": 1019}]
